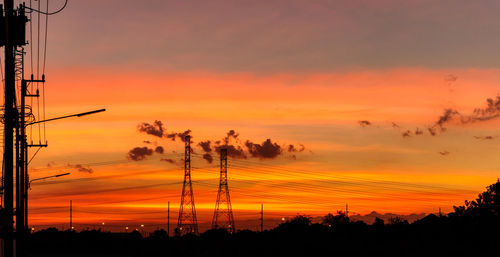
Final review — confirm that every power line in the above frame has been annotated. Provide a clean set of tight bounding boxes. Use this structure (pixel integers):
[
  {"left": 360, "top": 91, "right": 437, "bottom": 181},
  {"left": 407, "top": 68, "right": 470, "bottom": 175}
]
[{"left": 26, "top": 0, "right": 68, "bottom": 16}]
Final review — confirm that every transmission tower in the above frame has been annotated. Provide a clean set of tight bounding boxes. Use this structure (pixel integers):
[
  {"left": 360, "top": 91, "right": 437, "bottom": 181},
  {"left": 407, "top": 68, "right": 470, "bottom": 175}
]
[
  {"left": 176, "top": 135, "right": 198, "bottom": 235},
  {"left": 211, "top": 148, "right": 235, "bottom": 233}
]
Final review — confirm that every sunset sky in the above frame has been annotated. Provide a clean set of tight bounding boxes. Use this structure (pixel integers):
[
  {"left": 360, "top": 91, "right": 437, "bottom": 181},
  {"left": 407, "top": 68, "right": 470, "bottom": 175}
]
[{"left": 15, "top": 0, "right": 500, "bottom": 231}]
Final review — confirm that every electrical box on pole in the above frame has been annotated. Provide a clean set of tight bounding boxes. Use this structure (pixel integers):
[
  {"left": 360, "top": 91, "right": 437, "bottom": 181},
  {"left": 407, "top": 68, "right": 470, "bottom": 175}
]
[{"left": 0, "top": 4, "right": 28, "bottom": 47}]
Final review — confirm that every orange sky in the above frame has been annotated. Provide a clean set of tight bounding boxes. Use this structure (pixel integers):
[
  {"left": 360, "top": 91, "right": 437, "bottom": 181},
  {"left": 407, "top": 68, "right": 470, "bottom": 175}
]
[
  {"left": 23, "top": 68, "right": 500, "bottom": 231},
  {"left": 6, "top": 0, "right": 500, "bottom": 232}
]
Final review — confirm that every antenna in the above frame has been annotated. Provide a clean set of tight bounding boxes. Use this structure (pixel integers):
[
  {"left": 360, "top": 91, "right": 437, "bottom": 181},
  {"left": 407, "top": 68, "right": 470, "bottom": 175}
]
[
  {"left": 167, "top": 201, "right": 170, "bottom": 237},
  {"left": 70, "top": 200, "right": 72, "bottom": 230},
  {"left": 260, "top": 204, "right": 264, "bottom": 232}
]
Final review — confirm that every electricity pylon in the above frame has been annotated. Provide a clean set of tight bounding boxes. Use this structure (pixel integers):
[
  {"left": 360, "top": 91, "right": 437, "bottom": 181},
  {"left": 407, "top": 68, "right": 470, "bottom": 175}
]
[
  {"left": 211, "top": 148, "right": 235, "bottom": 233},
  {"left": 176, "top": 135, "right": 198, "bottom": 235}
]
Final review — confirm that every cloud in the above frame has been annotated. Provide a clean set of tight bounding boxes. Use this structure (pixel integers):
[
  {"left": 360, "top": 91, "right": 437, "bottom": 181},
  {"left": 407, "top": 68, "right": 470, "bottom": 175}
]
[
  {"left": 198, "top": 140, "right": 212, "bottom": 153},
  {"left": 227, "top": 130, "right": 239, "bottom": 139},
  {"left": 288, "top": 144, "right": 305, "bottom": 152},
  {"left": 444, "top": 74, "right": 458, "bottom": 83},
  {"left": 67, "top": 164, "right": 94, "bottom": 174},
  {"left": 245, "top": 139, "right": 282, "bottom": 159},
  {"left": 154, "top": 146, "right": 164, "bottom": 154},
  {"left": 461, "top": 96, "right": 500, "bottom": 123},
  {"left": 165, "top": 129, "right": 192, "bottom": 142},
  {"left": 202, "top": 153, "right": 214, "bottom": 164},
  {"left": 474, "top": 136, "right": 496, "bottom": 140},
  {"left": 432, "top": 97, "right": 500, "bottom": 129},
  {"left": 358, "top": 120, "right": 371, "bottom": 127},
  {"left": 401, "top": 130, "right": 411, "bottom": 138},
  {"left": 435, "top": 109, "right": 460, "bottom": 127},
  {"left": 428, "top": 127, "right": 437, "bottom": 136},
  {"left": 439, "top": 151, "right": 450, "bottom": 156},
  {"left": 160, "top": 158, "right": 176, "bottom": 164},
  {"left": 215, "top": 144, "right": 247, "bottom": 159},
  {"left": 127, "top": 147, "right": 154, "bottom": 161},
  {"left": 138, "top": 120, "right": 165, "bottom": 138}
]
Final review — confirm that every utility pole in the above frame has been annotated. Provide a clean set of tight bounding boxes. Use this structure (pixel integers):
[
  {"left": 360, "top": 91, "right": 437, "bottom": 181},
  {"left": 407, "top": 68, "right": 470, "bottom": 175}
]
[
  {"left": 260, "top": 204, "right": 263, "bottom": 232},
  {"left": 70, "top": 200, "right": 73, "bottom": 230},
  {"left": 211, "top": 148, "right": 235, "bottom": 233},
  {"left": 167, "top": 201, "right": 170, "bottom": 237},
  {"left": 2, "top": 0, "right": 15, "bottom": 255},
  {"left": 176, "top": 135, "right": 198, "bottom": 236},
  {"left": 2, "top": 2, "right": 27, "bottom": 257}
]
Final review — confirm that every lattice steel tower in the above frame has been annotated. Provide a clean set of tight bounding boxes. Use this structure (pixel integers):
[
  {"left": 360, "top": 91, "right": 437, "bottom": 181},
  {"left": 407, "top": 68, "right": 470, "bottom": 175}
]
[
  {"left": 211, "top": 148, "right": 235, "bottom": 233},
  {"left": 176, "top": 135, "right": 199, "bottom": 235}
]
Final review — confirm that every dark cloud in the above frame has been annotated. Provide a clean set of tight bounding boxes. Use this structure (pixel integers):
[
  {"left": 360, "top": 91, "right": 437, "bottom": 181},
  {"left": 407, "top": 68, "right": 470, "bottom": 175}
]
[
  {"left": 165, "top": 130, "right": 192, "bottom": 142},
  {"left": 178, "top": 130, "right": 192, "bottom": 142},
  {"left": 428, "top": 127, "right": 437, "bottom": 136},
  {"left": 439, "top": 151, "right": 450, "bottom": 156},
  {"left": 161, "top": 158, "right": 176, "bottom": 164},
  {"left": 462, "top": 96, "right": 500, "bottom": 123},
  {"left": 202, "top": 153, "right": 214, "bottom": 164},
  {"left": 401, "top": 130, "right": 411, "bottom": 138},
  {"left": 223, "top": 129, "right": 240, "bottom": 144},
  {"left": 215, "top": 144, "right": 247, "bottom": 159},
  {"left": 198, "top": 140, "right": 212, "bottom": 153},
  {"left": 227, "top": 130, "right": 239, "bottom": 139},
  {"left": 358, "top": 120, "right": 371, "bottom": 127},
  {"left": 165, "top": 133, "right": 176, "bottom": 141},
  {"left": 436, "top": 109, "right": 460, "bottom": 127},
  {"left": 445, "top": 74, "right": 458, "bottom": 83},
  {"left": 155, "top": 146, "right": 164, "bottom": 154},
  {"left": 138, "top": 120, "right": 165, "bottom": 138},
  {"left": 245, "top": 139, "right": 282, "bottom": 159},
  {"left": 474, "top": 136, "right": 496, "bottom": 140},
  {"left": 127, "top": 147, "right": 154, "bottom": 161},
  {"left": 432, "top": 97, "right": 500, "bottom": 130},
  {"left": 288, "top": 144, "right": 305, "bottom": 152},
  {"left": 143, "top": 140, "right": 152, "bottom": 144},
  {"left": 67, "top": 164, "right": 93, "bottom": 174}
]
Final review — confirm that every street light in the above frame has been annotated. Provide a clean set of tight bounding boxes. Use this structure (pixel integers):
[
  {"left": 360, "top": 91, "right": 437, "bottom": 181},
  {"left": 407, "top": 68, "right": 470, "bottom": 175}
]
[
  {"left": 29, "top": 172, "right": 70, "bottom": 189},
  {"left": 23, "top": 109, "right": 105, "bottom": 234},
  {"left": 26, "top": 109, "right": 106, "bottom": 126}
]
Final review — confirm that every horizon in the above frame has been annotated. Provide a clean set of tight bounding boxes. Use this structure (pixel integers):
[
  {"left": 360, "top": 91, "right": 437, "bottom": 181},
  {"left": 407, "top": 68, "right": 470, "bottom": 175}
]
[{"left": 5, "top": 0, "right": 500, "bottom": 233}]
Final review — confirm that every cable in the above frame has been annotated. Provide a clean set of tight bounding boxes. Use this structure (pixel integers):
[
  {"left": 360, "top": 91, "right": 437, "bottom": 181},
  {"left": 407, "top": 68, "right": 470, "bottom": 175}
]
[
  {"left": 42, "top": 0, "right": 49, "bottom": 75},
  {"left": 29, "top": 0, "right": 33, "bottom": 76},
  {"left": 36, "top": 0, "right": 41, "bottom": 143},
  {"left": 26, "top": 0, "right": 68, "bottom": 16},
  {"left": 31, "top": 152, "right": 184, "bottom": 172},
  {"left": 190, "top": 153, "right": 470, "bottom": 194},
  {"left": 42, "top": 0, "right": 49, "bottom": 143}
]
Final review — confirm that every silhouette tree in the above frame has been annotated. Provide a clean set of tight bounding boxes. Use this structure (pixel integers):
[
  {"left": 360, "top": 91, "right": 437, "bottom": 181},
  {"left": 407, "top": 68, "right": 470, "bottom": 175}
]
[{"left": 322, "top": 211, "right": 349, "bottom": 228}]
